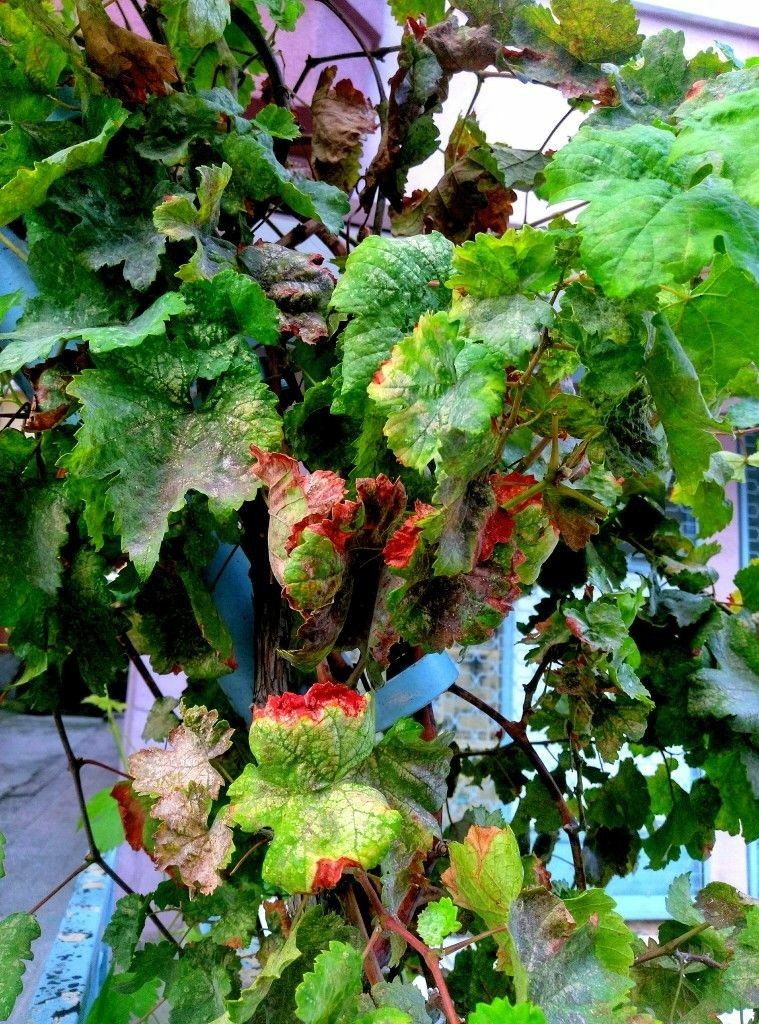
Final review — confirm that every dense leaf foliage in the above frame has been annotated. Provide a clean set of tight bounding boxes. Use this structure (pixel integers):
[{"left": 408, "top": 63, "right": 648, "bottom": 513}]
[{"left": 0, "top": 1, "right": 757, "bottom": 1023}]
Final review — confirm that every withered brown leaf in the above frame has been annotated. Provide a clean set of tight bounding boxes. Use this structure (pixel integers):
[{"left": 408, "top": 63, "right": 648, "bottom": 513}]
[
  {"left": 76, "top": 0, "right": 177, "bottom": 105},
  {"left": 311, "top": 65, "right": 378, "bottom": 193}
]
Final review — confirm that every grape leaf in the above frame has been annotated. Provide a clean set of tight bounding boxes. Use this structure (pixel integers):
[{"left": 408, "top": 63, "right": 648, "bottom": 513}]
[
  {"left": 311, "top": 66, "right": 378, "bottom": 192},
  {"left": 330, "top": 232, "right": 453, "bottom": 416},
  {"left": 515, "top": 0, "right": 642, "bottom": 66},
  {"left": 368, "top": 311, "right": 505, "bottom": 477},
  {"left": 0, "top": 291, "right": 186, "bottom": 373},
  {"left": 0, "top": 912, "right": 40, "bottom": 1020},
  {"left": 249, "top": 448, "right": 347, "bottom": 587},
  {"left": 736, "top": 560, "right": 759, "bottom": 612},
  {"left": 103, "top": 893, "right": 148, "bottom": 971},
  {"left": 84, "top": 970, "right": 161, "bottom": 1024},
  {"left": 442, "top": 825, "right": 524, "bottom": 930},
  {"left": 180, "top": 268, "right": 280, "bottom": 348},
  {"left": 417, "top": 897, "right": 461, "bottom": 947},
  {"left": 220, "top": 131, "right": 350, "bottom": 234},
  {"left": 561, "top": 889, "right": 635, "bottom": 974},
  {"left": 151, "top": 784, "right": 234, "bottom": 895},
  {"left": 671, "top": 86, "right": 759, "bottom": 204},
  {"left": 65, "top": 334, "right": 281, "bottom": 578},
  {"left": 157, "top": 0, "right": 231, "bottom": 49},
  {"left": 142, "top": 696, "right": 181, "bottom": 743},
  {"left": 644, "top": 317, "right": 721, "bottom": 492},
  {"left": 691, "top": 613, "right": 759, "bottom": 736},
  {"left": 0, "top": 432, "right": 70, "bottom": 631},
  {"left": 75, "top": 0, "right": 178, "bottom": 104},
  {"left": 539, "top": 124, "right": 759, "bottom": 296},
  {"left": 129, "top": 704, "right": 234, "bottom": 801},
  {"left": 447, "top": 227, "right": 562, "bottom": 297},
  {"left": 228, "top": 684, "right": 402, "bottom": 893},
  {"left": 294, "top": 940, "right": 363, "bottom": 1024},
  {"left": 0, "top": 100, "right": 127, "bottom": 226},
  {"left": 239, "top": 241, "right": 335, "bottom": 345},
  {"left": 153, "top": 162, "right": 237, "bottom": 281},
  {"left": 469, "top": 1000, "right": 547, "bottom": 1024},
  {"left": 663, "top": 255, "right": 759, "bottom": 408}
]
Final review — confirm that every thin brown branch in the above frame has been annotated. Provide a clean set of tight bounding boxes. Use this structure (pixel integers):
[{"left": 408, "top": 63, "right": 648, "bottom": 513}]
[
  {"left": 521, "top": 656, "right": 550, "bottom": 719},
  {"left": 27, "top": 861, "right": 90, "bottom": 916},
  {"left": 440, "top": 924, "right": 509, "bottom": 956},
  {"left": 346, "top": 884, "right": 383, "bottom": 987},
  {"left": 633, "top": 922, "right": 710, "bottom": 966},
  {"left": 120, "top": 635, "right": 165, "bottom": 703},
  {"left": 77, "top": 758, "right": 132, "bottom": 779},
  {"left": 355, "top": 870, "right": 462, "bottom": 1024},
  {"left": 449, "top": 683, "right": 586, "bottom": 890},
  {"left": 52, "top": 709, "right": 180, "bottom": 949}
]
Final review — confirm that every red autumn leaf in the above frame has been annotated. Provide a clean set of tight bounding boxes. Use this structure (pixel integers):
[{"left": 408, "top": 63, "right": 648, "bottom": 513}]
[{"left": 111, "top": 780, "right": 149, "bottom": 853}]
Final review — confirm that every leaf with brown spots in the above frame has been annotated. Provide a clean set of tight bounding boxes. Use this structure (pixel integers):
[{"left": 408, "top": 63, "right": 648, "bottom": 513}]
[
  {"left": 151, "top": 783, "right": 234, "bottom": 895},
  {"left": 75, "top": 0, "right": 177, "bottom": 105},
  {"left": 128, "top": 704, "right": 233, "bottom": 801},
  {"left": 311, "top": 66, "right": 378, "bottom": 193}
]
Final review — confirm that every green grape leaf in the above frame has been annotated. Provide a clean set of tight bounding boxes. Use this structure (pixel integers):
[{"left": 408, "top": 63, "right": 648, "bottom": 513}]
[
  {"left": 84, "top": 970, "right": 161, "bottom": 1024},
  {"left": 158, "top": 0, "right": 230, "bottom": 49},
  {"left": 65, "top": 334, "right": 281, "bottom": 578},
  {"left": 294, "top": 940, "right": 363, "bottom": 1024},
  {"left": 389, "top": 0, "right": 446, "bottom": 25},
  {"left": 0, "top": 102, "right": 127, "bottom": 226},
  {"left": 180, "top": 268, "right": 280, "bottom": 348},
  {"left": 0, "top": 290, "right": 185, "bottom": 374},
  {"left": 142, "top": 696, "right": 180, "bottom": 743},
  {"left": 228, "top": 684, "right": 402, "bottom": 893},
  {"left": 153, "top": 162, "right": 237, "bottom": 281},
  {"left": 221, "top": 131, "right": 349, "bottom": 234},
  {"left": 671, "top": 86, "right": 759, "bottom": 204},
  {"left": 0, "top": 912, "right": 40, "bottom": 1020},
  {"left": 663, "top": 254, "right": 759, "bottom": 408},
  {"left": 129, "top": 561, "right": 234, "bottom": 679},
  {"left": 663, "top": 873, "right": 704, "bottom": 927},
  {"left": 510, "top": 888, "right": 635, "bottom": 1015},
  {"left": 330, "top": 232, "right": 453, "bottom": 416},
  {"left": 691, "top": 613, "right": 759, "bottom": 736},
  {"left": 442, "top": 824, "right": 523, "bottom": 930},
  {"left": 515, "top": 0, "right": 641, "bottom": 66},
  {"left": 0, "top": 431, "right": 70, "bottom": 631},
  {"left": 702, "top": 748, "right": 759, "bottom": 842},
  {"left": 447, "top": 227, "right": 562, "bottom": 297},
  {"left": 561, "top": 890, "right": 635, "bottom": 974},
  {"left": 417, "top": 897, "right": 461, "bottom": 947},
  {"left": 489, "top": 145, "right": 549, "bottom": 191},
  {"left": 468, "top": 1000, "right": 547, "bottom": 1024},
  {"left": 452, "top": 292, "right": 553, "bottom": 366},
  {"left": 368, "top": 311, "right": 505, "bottom": 476},
  {"left": 103, "top": 893, "right": 148, "bottom": 971},
  {"left": 736, "top": 560, "right": 759, "bottom": 612},
  {"left": 540, "top": 124, "right": 759, "bottom": 296},
  {"left": 366, "top": 978, "right": 433, "bottom": 1024},
  {"left": 644, "top": 316, "right": 721, "bottom": 491}
]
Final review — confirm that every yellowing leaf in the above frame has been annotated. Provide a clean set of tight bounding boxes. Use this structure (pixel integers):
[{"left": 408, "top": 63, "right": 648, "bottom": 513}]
[{"left": 129, "top": 704, "right": 234, "bottom": 801}]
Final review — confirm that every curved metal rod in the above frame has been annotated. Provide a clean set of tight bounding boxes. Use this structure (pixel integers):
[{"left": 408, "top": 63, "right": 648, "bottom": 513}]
[{"left": 312, "top": 0, "right": 387, "bottom": 107}]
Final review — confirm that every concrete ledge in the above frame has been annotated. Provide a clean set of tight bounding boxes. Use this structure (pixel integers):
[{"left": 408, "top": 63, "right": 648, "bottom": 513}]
[{"left": 28, "top": 856, "right": 116, "bottom": 1024}]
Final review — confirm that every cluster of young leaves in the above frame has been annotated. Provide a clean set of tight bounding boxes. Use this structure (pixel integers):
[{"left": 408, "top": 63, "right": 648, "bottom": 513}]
[{"left": 0, "top": 0, "right": 758, "bottom": 1023}]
